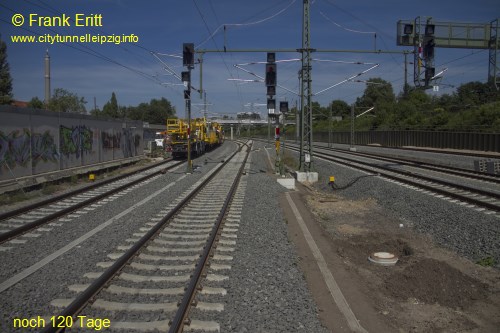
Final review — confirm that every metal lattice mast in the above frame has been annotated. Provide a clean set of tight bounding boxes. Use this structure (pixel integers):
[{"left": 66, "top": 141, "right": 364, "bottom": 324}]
[
  {"left": 489, "top": 19, "right": 499, "bottom": 90},
  {"left": 413, "top": 16, "right": 422, "bottom": 88},
  {"left": 44, "top": 49, "right": 51, "bottom": 105},
  {"left": 299, "top": 0, "right": 313, "bottom": 171}
]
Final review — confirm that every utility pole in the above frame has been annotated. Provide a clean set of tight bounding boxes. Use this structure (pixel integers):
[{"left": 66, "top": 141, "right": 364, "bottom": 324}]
[
  {"left": 183, "top": 43, "right": 194, "bottom": 173},
  {"left": 195, "top": 4, "right": 415, "bottom": 182},
  {"left": 328, "top": 104, "right": 332, "bottom": 148},
  {"left": 403, "top": 51, "right": 409, "bottom": 96},
  {"left": 489, "top": 18, "right": 499, "bottom": 89},
  {"left": 186, "top": 81, "right": 192, "bottom": 173},
  {"left": 44, "top": 49, "right": 50, "bottom": 106},
  {"left": 350, "top": 103, "right": 355, "bottom": 151},
  {"left": 299, "top": 0, "right": 313, "bottom": 172},
  {"left": 203, "top": 91, "right": 207, "bottom": 119}
]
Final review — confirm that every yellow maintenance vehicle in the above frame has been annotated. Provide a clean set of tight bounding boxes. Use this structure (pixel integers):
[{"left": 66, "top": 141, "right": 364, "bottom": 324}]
[
  {"left": 204, "top": 121, "right": 224, "bottom": 150},
  {"left": 165, "top": 118, "right": 209, "bottom": 158}
]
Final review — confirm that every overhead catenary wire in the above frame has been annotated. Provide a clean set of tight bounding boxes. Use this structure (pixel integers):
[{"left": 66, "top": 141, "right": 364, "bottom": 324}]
[
  {"left": 192, "top": 0, "right": 245, "bottom": 112},
  {"left": 233, "top": 57, "right": 380, "bottom": 98},
  {"left": 16, "top": 0, "right": 188, "bottom": 101},
  {"left": 0, "top": 18, "right": 161, "bottom": 87},
  {"left": 25, "top": 0, "right": 159, "bottom": 58},
  {"left": 319, "top": 11, "right": 376, "bottom": 35},
  {"left": 195, "top": 0, "right": 297, "bottom": 49},
  {"left": 2, "top": 1, "right": 182, "bottom": 97},
  {"left": 234, "top": 62, "right": 300, "bottom": 96},
  {"left": 208, "top": 0, "right": 240, "bottom": 112},
  {"left": 319, "top": 0, "right": 403, "bottom": 70}
]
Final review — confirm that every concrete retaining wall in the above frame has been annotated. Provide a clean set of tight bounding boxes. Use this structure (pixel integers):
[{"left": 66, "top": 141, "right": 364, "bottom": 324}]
[{"left": 0, "top": 106, "right": 143, "bottom": 182}]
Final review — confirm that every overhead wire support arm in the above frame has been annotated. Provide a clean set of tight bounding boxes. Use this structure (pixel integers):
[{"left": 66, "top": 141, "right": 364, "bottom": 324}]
[
  {"left": 196, "top": 48, "right": 408, "bottom": 54},
  {"left": 314, "top": 63, "right": 380, "bottom": 96},
  {"left": 151, "top": 52, "right": 183, "bottom": 81},
  {"left": 233, "top": 64, "right": 299, "bottom": 96}
]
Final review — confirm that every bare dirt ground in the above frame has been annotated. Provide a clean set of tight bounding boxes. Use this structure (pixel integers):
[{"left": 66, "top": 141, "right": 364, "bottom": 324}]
[{"left": 288, "top": 186, "right": 500, "bottom": 332}]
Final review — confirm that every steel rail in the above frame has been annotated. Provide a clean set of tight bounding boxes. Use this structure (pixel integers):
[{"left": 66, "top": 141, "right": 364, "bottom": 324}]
[
  {"left": 168, "top": 141, "right": 250, "bottom": 333},
  {"left": 0, "top": 159, "right": 184, "bottom": 244},
  {"left": 0, "top": 158, "right": 174, "bottom": 221},
  {"left": 287, "top": 145, "right": 500, "bottom": 212},
  {"left": 41, "top": 144, "right": 245, "bottom": 333},
  {"left": 315, "top": 148, "right": 500, "bottom": 199},
  {"left": 314, "top": 144, "right": 500, "bottom": 183}
]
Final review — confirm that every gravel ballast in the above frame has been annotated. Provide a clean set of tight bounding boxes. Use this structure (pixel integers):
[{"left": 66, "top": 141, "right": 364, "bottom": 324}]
[
  {"left": 0, "top": 141, "right": 328, "bottom": 332},
  {"left": 295, "top": 143, "right": 500, "bottom": 268},
  {"left": 188, "top": 142, "right": 328, "bottom": 332}
]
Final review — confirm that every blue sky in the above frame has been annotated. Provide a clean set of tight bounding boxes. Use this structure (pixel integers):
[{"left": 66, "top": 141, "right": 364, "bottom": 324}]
[{"left": 1, "top": 0, "right": 499, "bottom": 119}]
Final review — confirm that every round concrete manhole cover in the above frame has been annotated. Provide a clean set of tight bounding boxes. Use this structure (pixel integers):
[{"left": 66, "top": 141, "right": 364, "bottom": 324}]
[{"left": 368, "top": 252, "right": 399, "bottom": 266}]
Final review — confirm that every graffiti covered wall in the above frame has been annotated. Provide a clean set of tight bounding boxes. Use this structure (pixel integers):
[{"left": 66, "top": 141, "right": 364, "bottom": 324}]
[{"left": 0, "top": 106, "right": 144, "bottom": 182}]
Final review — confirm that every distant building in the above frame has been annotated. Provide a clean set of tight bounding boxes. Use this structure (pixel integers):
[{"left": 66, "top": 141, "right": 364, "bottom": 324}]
[
  {"left": 11, "top": 100, "right": 29, "bottom": 108},
  {"left": 236, "top": 112, "right": 261, "bottom": 120}
]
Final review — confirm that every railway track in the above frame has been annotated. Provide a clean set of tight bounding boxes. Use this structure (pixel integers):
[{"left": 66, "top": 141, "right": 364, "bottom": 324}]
[
  {"left": 315, "top": 144, "right": 500, "bottom": 184},
  {"left": 282, "top": 143, "right": 500, "bottom": 214},
  {"left": 42, "top": 141, "right": 251, "bottom": 332},
  {"left": 0, "top": 158, "right": 183, "bottom": 245}
]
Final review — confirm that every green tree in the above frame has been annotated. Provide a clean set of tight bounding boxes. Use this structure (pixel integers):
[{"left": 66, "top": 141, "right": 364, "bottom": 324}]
[
  {"left": 28, "top": 96, "right": 44, "bottom": 109},
  {"left": 312, "top": 101, "right": 328, "bottom": 120},
  {"left": 126, "top": 97, "right": 176, "bottom": 124},
  {"left": 0, "top": 35, "right": 13, "bottom": 105},
  {"left": 328, "top": 99, "right": 350, "bottom": 118},
  {"left": 434, "top": 93, "right": 457, "bottom": 112},
  {"left": 460, "top": 101, "right": 500, "bottom": 132},
  {"left": 47, "top": 88, "right": 87, "bottom": 113},
  {"left": 455, "top": 81, "right": 499, "bottom": 107},
  {"left": 287, "top": 106, "right": 298, "bottom": 120},
  {"left": 89, "top": 107, "right": 101, "bottom": 117},
  {"left": 356, "top": 77, "right": 395, "bottom": 109},
  {"left": 405, "top": 89, "right": 432, "bottom": 107},
  {"left": 102, "top": 92, "right": 119, "bottom": 118},
  {"left": 118, "top": 105, "right": 127, "bottom": 118}
]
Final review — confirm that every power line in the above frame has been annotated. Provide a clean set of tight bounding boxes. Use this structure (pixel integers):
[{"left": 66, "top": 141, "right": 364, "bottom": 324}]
[
  {"left": 1, "top": 1, "right": 189, "bottom": 101},
  {"left": 319, "top": 11, "right": 376, "bottom": 34},
  {"left": 21, "top": 0, "right": 169, "bottom": 80},
  {"left": 437, "top": 49, "right": 488, "bottom": 67},
  {"left": 195, "top": 0, "right": 297, "bottom": 49},
  {"left": 319, "top": 0, "right": 403, "bottom": 70},
  {"left": 192, "top": 0, "right": 245, "bottom": 111}
]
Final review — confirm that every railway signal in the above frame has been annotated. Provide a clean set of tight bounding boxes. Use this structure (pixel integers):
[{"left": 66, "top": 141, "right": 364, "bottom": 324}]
[
  {"left": 267, "top": 52, "right": 276, "bottom": 63},
  {"left": 181, "top": 71, "right": 190, "bottom": 83},
  {"left": 280, "top": 101, "right": 289, "bottom": 113},
  {"left": 267, "top": 98, "right": 276, "bottom": 110},
  {"left": 265, "top": 63, "right": 277, "bottom": 87},
  {"left": 266, "top": 52, "right": 277, "bottom": 91},
  {"left": 267, "top": 85, "right": 276, "bottom": 96},
  {"left": 423, "top": 22, "right": 435, "bottom": 86},
  {"left": 183, "top": 43, "right": 194, "bottom": 67}
]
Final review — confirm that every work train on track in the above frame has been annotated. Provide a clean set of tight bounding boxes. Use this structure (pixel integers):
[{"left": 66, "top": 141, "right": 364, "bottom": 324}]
[{"left": 156, "top": 118, "right": 224, "bottom": 158}]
